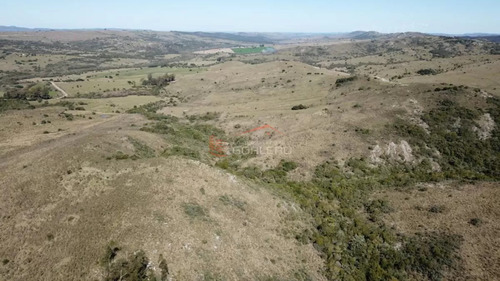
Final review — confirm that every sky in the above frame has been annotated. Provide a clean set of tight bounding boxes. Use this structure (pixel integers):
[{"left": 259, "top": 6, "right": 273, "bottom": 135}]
[{"left": 0, "top": 0, "right": 498, "bottom": 34}]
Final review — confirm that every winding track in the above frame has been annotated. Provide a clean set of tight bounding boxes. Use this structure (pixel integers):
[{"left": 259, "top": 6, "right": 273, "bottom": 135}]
[{"left": 50, "top": 81, "right": 69, "bottom": 98}]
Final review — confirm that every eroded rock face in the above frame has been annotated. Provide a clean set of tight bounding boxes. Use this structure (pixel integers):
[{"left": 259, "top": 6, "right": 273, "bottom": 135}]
[
  {"left": 370, "top": 140, "right": 414, "bottom": 164},
  {"left": 370, "top": 145, "right": 385, "bottom": 164},
  {"left": 474, "top": 113, "right": 495, "bottom": 140},
  {"left": 400, "top": 140, "right": 413, "bottom": 162}
]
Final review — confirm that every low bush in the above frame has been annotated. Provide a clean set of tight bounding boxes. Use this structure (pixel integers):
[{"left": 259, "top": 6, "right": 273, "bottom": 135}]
[
  {"left": 128, "top": 137, "right": 156, "bottom": 159},
  {"left": 219, "top": 195, "right": 247, "bottom": 211},
  {"left": 335, "top": 76, "right": 357, "bottom": 87},
  {"left": 163, "top": 145, "right": 200, "bottom": 159},
  {"left": 468, "top": 218, "right": 482, "bottom": 226},
  {"left": 403, "top": 232, "right": 462, "bottom": 280},
  {"left": 392, "top": 97, "right": 500, "bottom": 179},
  {"left": 291, "top": 104, "right": 308, "bottom": 110},
  {"left": 100, "top": 242, "right": 169, "bottom": 281},
  {"left": 429, "top": 205, "right": 446, "bottom": 213},
  {"left": 0, "top": 99, "right": 33, "bottom": 112},
  {"left": 4, "top": 83, "right": 51, "bottom": 100},
  {"left": 183, "top": 202, "right": 208, "bottom": 220},
  {"left": 217, "top": 150, "right": 464, "bottom": 280},
  {"left": 417, "top": 68, "right": 439, "bottom": 75},
  {"left": 186, "top": 112, "right": 220, "bottom": 122}
]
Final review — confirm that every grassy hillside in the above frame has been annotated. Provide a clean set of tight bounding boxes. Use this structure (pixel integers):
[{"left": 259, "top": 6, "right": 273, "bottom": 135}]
[{"left": 0, "top": 32, "right": 499, "bottom": 281}]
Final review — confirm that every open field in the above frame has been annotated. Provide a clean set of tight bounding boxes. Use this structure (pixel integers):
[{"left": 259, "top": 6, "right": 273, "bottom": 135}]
[
  {"left": 0, "top": 53, "right": 74, "bottom": 72},
  {"left": 41, "top": 95, "right": 164, "bottom": 113},
  {"left": 0, "top": 30, "right": 499, "bottom": 281},
  {"left": 26, "top": 67, "right": 206, "bottom": 97},
  {"left": 232, "top": 47, "right": 268, "bottom": 54}
]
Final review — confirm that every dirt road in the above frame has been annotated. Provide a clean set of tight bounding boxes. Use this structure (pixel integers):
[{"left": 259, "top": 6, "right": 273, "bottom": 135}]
[{"left": 50, "top": 81, "right": 69, "bottom": 98}]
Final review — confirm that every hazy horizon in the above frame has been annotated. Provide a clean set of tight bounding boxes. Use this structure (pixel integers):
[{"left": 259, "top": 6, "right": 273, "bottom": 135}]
[
  {"left": 1, "top": 26, "right": 499, "bottom": 36},
  {"left": 1, "top": 0, "right": 499, "bottom": 34}
]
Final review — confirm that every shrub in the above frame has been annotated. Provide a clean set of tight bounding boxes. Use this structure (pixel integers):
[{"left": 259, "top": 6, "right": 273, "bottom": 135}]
[
  {"left": 429, "top": 205, "right": 446, "bottom": 213},
  {"left": 64, "top": 113, "right": 74, "bottom": 121},
  {"left": 127, "top": 101, "right": 172, "bottom": 120},
  {"left": 0, "top": 99, "right": 32, "bottom": 112},
  {"left": 280, "top": 160, "right": 298, "bottom": 172},
  {"left": 4, "top": 84, "right": 51, "bottom": 100},
  {"left": 163, "top": 146, "right": 200, "bottom": 159},
  {"left": 364, "top": 199, "right": 393, "bottom": 220},
  {"left": 128, "top": 137, "right": 156, "bottom": 159},
  {"left": 158, "top": 254, "right": 169, "bottom": 281},
  {"left": 112, "top": 151, "right": 130, "bottom": 160},
  {"left": 183, "top": 203, "right": 208, "bottom": 220},
  {"left": 403, "top": 232, "right": 462, "bottom": 281},
  {"left": 101, "top": 241, "right": 121, "bottom": 267},
  {"left": 219, "top": 195, "right": 247, "bottom": 211},
  {"left": 469, "top": 218, "right": 482, "bottom": 226},
  {"left": 101, "top": 242, "right": 169, "bottom": 281},
  {"left": 142, "top": 73, "right": 175, "bottom": 87},
  {"left": 291, "top": 104, "right": 308, "bottom": 110},
  {"left": 187, "top": 112, "right": 220, "bottom": 122},
  {"left": 335, "top": 76, "right": 356, "bottom": 87},
  {"left": 417, "top": 68, "right": 439, "bottom": 75},
  {"left": 104, "top": 250, "right": 150, "bottom": 281}
]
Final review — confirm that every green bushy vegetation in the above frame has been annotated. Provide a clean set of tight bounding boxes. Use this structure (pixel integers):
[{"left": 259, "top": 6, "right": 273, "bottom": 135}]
[
  {"left": 143, "top": 73, "right": 175, "bottom": 87},
  {"left": 4, "top": 83, "right": 52, "bottom": 100},
  {"left": 142, "top": 73, "right": 175, "bottom": 95},
  {"left": 163, "top": 145, "right": 200, "bottom": 159},
  {"left": 218, "top": 159, "right": 298, "bottom": 184},
  {"left": 403, "top": 232, "right": 462, "bottom": 280},
  {"left": 335, "top": 76, "right": 357, "bottom": 87},
  {"left": 183, "top": 202, "right": 208, "bottom": 220},
  {"left": 53, "top": 100, "right": 78, "bottom": 110},
  {"left": 130, "top": 101, "right": 233, "bottom": 162},
  {"left": 127, "top": 97, "right": 498, "bottom": 280},
  {"left": 291, "top": 104, "right": 308, "bottom": 110},
  {"left": 232, "top": 47, "right": 267, "bottom": 54},
  {"left": 128, "top": 137, "right": 156, "bottom": 159},
  {"left": 100, "top": 241, "right": 168, "bottom": 281},
  {"left": 392, "top": 97, "right": 500, "bottom": 179},
  {"left": 416, "top": 68, "right": 439, "bottom": 75},
  {"left": 0, "top": 98, "right": 34, "bottom": 112},
  {"left": 127, "top": 100, "right": 170, "bottom": 119},
  {"left": 211, "top": 123, "right": 480, "bottom": 281},
  {"left": 108, "top": 151, "right": 130, "bottom": 160},
  {"left": 186, "top": 111, "right": 220, "bottom": 122},
  {"left": 215, "top": 157, "right": 464, "bottom": 280}
]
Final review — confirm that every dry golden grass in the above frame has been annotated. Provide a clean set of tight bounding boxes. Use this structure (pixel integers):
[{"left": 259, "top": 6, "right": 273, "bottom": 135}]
[
  {"left": 1, "top": 34, "right": 499, "bottom": 280},
  {"left": 0, "top": 109, "right": 325, "bottom": 281},
  {"left": 374, "top": 182, "right": 500, "bottom": 281}
]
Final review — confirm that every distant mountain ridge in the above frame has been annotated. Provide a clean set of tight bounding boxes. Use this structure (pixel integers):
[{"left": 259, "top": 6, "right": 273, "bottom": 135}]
[
  {"left": 172, "top": 31, "right": 274, "bottom": 44},
  {"left": 1, "top": 25, "right": 499, "bottom": 43},
  {"left": 0, "top": 25, "right": 51, "bottom": 32}
]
